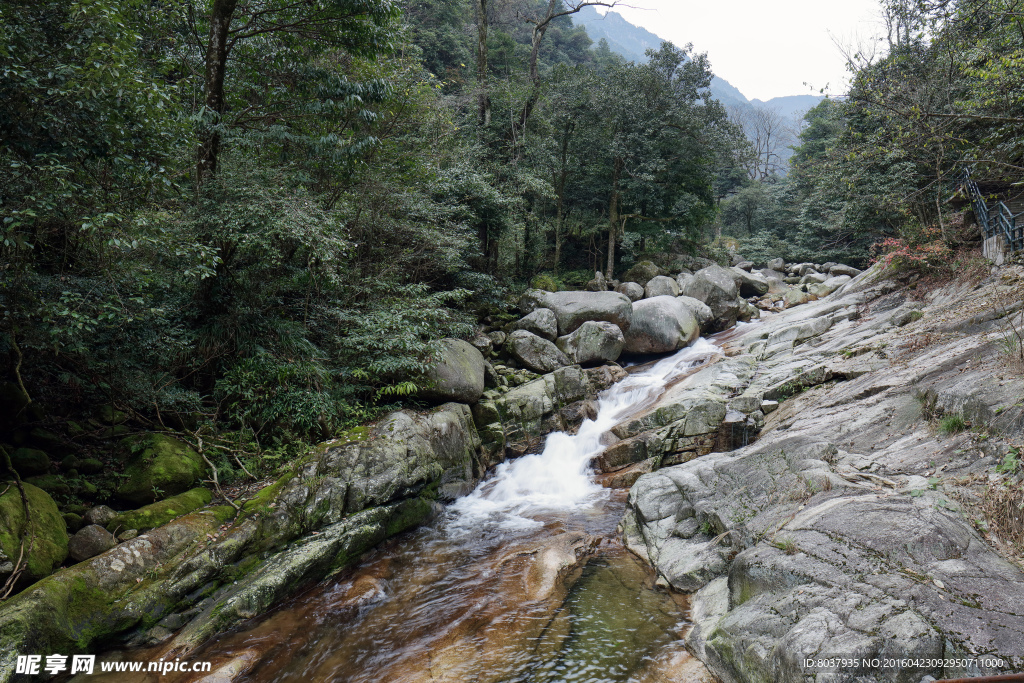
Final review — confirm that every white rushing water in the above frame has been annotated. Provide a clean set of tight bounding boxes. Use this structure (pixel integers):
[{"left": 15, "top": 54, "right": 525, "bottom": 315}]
[{"left": 450, "top": 337, "right": 722, "bottom": 530}]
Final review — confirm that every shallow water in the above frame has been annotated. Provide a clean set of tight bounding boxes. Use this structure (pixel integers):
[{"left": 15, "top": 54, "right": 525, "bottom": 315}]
[{"left": 86, "top": 339, "right": 724, "bottom": 683}]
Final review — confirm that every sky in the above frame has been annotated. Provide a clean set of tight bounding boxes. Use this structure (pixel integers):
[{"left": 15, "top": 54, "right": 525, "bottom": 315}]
[{"left": 596, "top": 0, "right": 888, "bottom": 102}]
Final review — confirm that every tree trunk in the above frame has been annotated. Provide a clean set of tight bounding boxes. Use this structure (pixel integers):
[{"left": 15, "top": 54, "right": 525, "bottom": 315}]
[
  {"left": 475, "top": 0, "right": 491, "bottom": 127},
  {"left": 553, "top": 118, "right": 573, "bottom": 275},
  {"left": 197, "top": 0, "right": 239, "bottom": 182},
  {"left": 607, "top": 157, "right": 622, "bottom": 279}
]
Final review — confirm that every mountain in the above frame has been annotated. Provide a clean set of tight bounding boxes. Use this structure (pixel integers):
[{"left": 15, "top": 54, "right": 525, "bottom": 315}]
[
  {"left": 572, "top": 7, "right": 823, "bottom": 118},
  {"left": 752, "top": 95, "right": 827, "bottom": 121}
]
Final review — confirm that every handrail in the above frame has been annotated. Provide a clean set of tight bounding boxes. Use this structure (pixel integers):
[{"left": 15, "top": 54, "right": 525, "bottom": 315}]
[{"left": 959, "top": 169, "right": 1024, "bottom": 254}]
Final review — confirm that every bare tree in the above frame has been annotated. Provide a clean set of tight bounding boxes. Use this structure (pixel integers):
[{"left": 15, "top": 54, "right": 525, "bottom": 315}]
[{"left": 729, "top": 105, "right": 792, "bottom": 179}]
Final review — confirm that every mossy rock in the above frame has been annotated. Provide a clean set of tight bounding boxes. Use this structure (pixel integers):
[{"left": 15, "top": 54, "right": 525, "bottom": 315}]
[
  {"left": 107, "top": 488, "right": 212, "bottom": 533},
  {"left": 77, "top": 458, "right": 104, "bottom": 475},
  {"left": 0, "top": 382, "right": 31, "bottom": 429},
  {"left": 24, "top": 474, "right": 72, "bottom": 497},
  {"left": 0, "top": 482, "right": 69, "bottom": 585},
  {"left": 63, "top": 512, "right": 84, "bottom": 533},
  {"left": 28, "top": 428, "right": 72, "bottom": 456},
  {"left": 10, "top": 447, "right": 51, "bottom": 477},
  {"left": 530, "top": 274, "right": 560, "bottom": 292},
  {"left": 116, "top": 433, "right": 207, "bottom": 505},
  {"left": 99, "top": 405, "right": 128, "bottom": 425}
]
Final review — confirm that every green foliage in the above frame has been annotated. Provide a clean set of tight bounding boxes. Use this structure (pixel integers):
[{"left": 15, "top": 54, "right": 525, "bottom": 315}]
[
  {"left": 996, "top": 447, "right": 1021, "bottom": 475},
  {"left": 939, "top": 414, "right": 968, "bottom": 435}
]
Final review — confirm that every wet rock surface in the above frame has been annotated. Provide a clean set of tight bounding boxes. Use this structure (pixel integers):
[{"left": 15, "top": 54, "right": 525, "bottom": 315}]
[{"left": 624, "top": 262, "right": 1024, "bottom": 680}]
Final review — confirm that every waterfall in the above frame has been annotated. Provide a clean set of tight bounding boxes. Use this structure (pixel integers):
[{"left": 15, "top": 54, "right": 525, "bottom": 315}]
[{"left": 450, "top": 337, "right": 722, "bottom": 530}]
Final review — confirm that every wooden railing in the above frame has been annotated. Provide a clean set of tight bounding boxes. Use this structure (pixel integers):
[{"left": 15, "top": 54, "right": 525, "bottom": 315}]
[{"left": 960, "top": 169, "right": 1024, "bottom": 253}]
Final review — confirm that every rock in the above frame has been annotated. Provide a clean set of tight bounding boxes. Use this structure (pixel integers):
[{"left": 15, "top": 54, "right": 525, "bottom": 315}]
[
  {"left": 556, "top": 321, "right": 625, "bottom": 365},
  {"left": 486, "top": 330, "right": 507, "bottom": 349},
  {"left": 767, "top": 257, "right": 786, "bottom": 271},
  {"left": 116, "top": 433, "right": 208, "bottom": 505},
  {"left": 62, "top": 513, "right": 83, "bottom": 533},
  {"left": 585, "top": 271, "right": 608, "bottom": 291},
  {"left": 799, "top": 272, "right": 827, "bottom": 284},
  {"left": 511, "top": 308, "right": 558, "bottom": 341},
  {"left": 621, "top": 261, "right": 665, "bottom": 284},
  {"left": 469, "top": 332, "right": 493, "bottom": 356},
  {"left": 519, "top": 290, "right": 633, "bottom": 336},
  {"left": 0, "top": 482, "right": 68, "bottom": 586},
  {"left": 730, "top": 268, "right": 769, "bottom": 297},
  {"left": 99, "top": 405, "right": 128, "bottom": 425},
  {"left": 507, "top": 330, "right": 571, "bottom": 373},
  {"left": 615, "top": 281, "right": 645, "bottom": 302},
  {"left": 737, "top": 298, "right": 759, "bottom": 322},
  {"left": 798, "top": 263, "right": 819, "bottom": 277},
  {"left": 473, "top": 365, "right": 626, "bottom": 465},
  {"left": 783, "top": 287, "right": 811, "bottom": 307},
  {"left": 107, "top": 488, "right": 212, "bottom": 533},
  {"left": 679, "top": 266, "right": 741, "bottom": 331},
  {"left": 117, "top": 529, "right": 138, "bottom": 542},
  {"left": 676, "top": 296, "right": 714, "bottom": 330},
  {"left": 735, "top": 261, "right": 754, "bottom": 271},
  {"left": 625, "top": 296, "right": 701, "bottom": 355},
  {"left": 83, "top": 505, "right": 118, "bottom": 527},
  {"left": 807, "top": 274, "right": 851, "bottom": 298},
  {"left": 829, "top": 264, "right": 861, "bottom": 277},
  {"left": 76, "top": 458, "right": 104, "bottom": 475},
  {"left": 643, "top": 275, "right": 680, "bottom": 299},
  {"left": 68, "top": 524, "right": 117, "bottom": 563},
  {"left": 24, "top": 475, "right": 70, "bottom": 497},
  {"left": 9, "top": 448, "right": 50, "bottom": 477},
  {"left": 418, "top": 338, "right": 486, "bottom": 405}
]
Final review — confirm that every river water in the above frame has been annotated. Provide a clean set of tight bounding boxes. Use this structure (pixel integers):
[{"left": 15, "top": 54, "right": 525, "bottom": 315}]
[{"left": 88, "top": 338, "right": 724, "bottom": 683}]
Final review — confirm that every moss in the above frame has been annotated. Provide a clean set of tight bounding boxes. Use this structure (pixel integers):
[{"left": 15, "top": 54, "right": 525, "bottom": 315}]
[
  {"left": 116, "top": 433, "right": 206, "bottom": 504},
  {"left": 24, "top": 474, "right": 71, "bottom": 497},
  {"left": 0, "top": 482, "right": 69, "bottom": 583},
  {"left": 10, "top": 447, "right": 51, "bottom": 477},
  {"left": 107, "top": 488, "right": 213, "bottom": 533},
  {"left": 210, "top": 504, "right": 237, "bottom": 523},
  {"left": 384, "top": 496, "right": 433, "bottom": 537},
  {"left": 242, "top": 472, "right": 295, "bottom": 515},
  {"left": 530, "top": 274, "right": 560, "bottom": 292}
]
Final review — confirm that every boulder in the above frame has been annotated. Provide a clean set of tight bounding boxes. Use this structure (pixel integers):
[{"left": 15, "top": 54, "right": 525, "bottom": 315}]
[
  {"left": 829, "top": 264, "right": 861, "bottom": 277},
  {"left": 729, "top": 267, "right": 769, "bottom": 297},
  {"left": 556, "top": 321, "right": 625, "bottom": 365},
  {"left": 615, "top": 282, "right": 645, "bottom": 302},
  {"left": 68, "top": 525, "right": 117, "bottom": 563},
  {"left": 737, "top": 298, "right": 759, "bottom": 322},
  {"left": 625, "top": 296, "right": 700, "bottom": 355},
  {"left": 507, "top": 330, "right": 571, "bottom": 373},
  {"left": 783, "top": 287, "right": 811, "bottom": 308},
  {"left": 798, "top": 263, "right": 819, "bottom": 277},
  {"left": 735, "top": 261, "right": 754, "bottom": 272},
  {"left": 83, "top": 505, "right": 118, "bottom": 527},
  {"left": 585, "top": 272, "right": 608, "bottom": 292},
  {"left": 519, "top": 290, "right": 633, "bottom": 336},
  {"left": 107, "top": 488, "right": 212, "bottom": 533},
  {"left": 679, "top": 266, "right": 741, "bottom": 331},
  {"left": 511, "top": 308, "right": 558, "bottom": 342},
  {"left": 644, "top": 276, "right": 681, "bottom": 299},
  {"left": 115, "top": 433, "right": 208, "bottom": 505},
  {"left": 418, "top": 338, "right": 487, "bottom": 405},
  {"left": 767, "top": 257, "right": 785, "bottom": 271},
  {"left": 0, "top": 482, "right": 68, "bottom": 585},
  {"left": 486, "top": 330, "right": 506, "bottom": 349},
  {"left": 469, "top": 332, "right": 493, "bottom": 356},
  {"left": 799, "top": 272, "right": 827, "bottom": 285},
  {"left": 677, "top": 296, "right": 714, "bottom": 330},
  {"left": 807, "top": 274, "right": 852, "bottom": 298},
  {"left": 9, "top": 448, "right": 50, "bottom": 477},
  {"left": 621, "top": 261, "right": 665, "bottom": 284}
]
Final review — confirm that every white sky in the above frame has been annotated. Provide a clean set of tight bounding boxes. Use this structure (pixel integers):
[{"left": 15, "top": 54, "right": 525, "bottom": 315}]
[{"left": 596, "top": 0, "right": 888, "bottom": 102}]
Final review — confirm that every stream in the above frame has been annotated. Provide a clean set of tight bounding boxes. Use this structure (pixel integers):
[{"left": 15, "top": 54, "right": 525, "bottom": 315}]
[{"left": 85, "top": 338, "right": 726, "bottom": 683}]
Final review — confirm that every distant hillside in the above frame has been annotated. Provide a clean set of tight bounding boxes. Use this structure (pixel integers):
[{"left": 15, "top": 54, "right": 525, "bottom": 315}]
[
  {"left": 572, "top": 7, "right": 823, "bottom": 119},
  {"left": 752, "top": 95, "right": 826, "bottom": 122}
]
